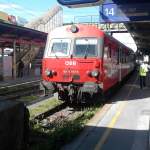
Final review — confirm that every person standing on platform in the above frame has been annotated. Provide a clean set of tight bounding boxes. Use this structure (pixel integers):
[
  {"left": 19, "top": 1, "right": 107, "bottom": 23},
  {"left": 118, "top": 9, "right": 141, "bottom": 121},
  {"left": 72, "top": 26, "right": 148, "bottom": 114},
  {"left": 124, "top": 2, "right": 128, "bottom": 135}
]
[
  {"left": 139, "top": 61, "right": 148, "bottom": 89},
  {"left": 18, "top": 59, "right": 24, "bottom": 77}
]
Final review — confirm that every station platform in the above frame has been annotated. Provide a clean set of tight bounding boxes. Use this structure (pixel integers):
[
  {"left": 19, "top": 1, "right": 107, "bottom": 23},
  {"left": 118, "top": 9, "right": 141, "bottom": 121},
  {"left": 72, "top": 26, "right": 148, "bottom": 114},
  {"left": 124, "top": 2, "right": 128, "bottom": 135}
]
[{"left": 63, "top": 71, "right": 150, "bottom": 150}]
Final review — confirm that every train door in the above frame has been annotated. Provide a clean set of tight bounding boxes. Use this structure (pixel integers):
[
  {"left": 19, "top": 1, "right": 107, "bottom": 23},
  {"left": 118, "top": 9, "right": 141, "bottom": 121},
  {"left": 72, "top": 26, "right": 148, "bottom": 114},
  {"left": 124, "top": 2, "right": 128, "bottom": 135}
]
[
  {"left": 121, "top": 49, "right": 128, "bottom": 78},
  {"left": 110, "top": 44, "right": 119, "bottom": 84},
  {"left": 103, "top": 38, "right": 114, "bottom": 91},
  {"left": 118, "top": 47, "right": 122, "bottom": 82}
]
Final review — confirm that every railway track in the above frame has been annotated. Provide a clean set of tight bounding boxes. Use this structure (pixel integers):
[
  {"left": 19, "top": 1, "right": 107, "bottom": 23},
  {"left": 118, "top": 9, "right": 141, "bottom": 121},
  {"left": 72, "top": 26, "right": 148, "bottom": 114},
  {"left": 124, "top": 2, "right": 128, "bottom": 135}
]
[
  {"left": 29, "top": 97, "right": 102, "bottom": 150},
  {"left": 31, "top": 100, "right": 90, "bottom": 130},
  {"left": 32, "top": 102, "right": 68, "bottom": 121},
  {"left": 0, "top": 80, "right": 41, "bottom": 103},
  {"left": 40, "top": 106, "right": 81, "bottom": 128},
  {"left": 33, "top": 106, "right": 84, "bottom": 132}
]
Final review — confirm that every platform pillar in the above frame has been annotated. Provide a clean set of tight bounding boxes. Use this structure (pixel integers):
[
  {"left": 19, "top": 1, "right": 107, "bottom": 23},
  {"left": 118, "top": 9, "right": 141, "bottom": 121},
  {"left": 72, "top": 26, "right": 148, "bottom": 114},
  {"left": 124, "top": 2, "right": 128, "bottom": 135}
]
[
  {"left": 0, "top": 47, "right": 4, "bottom": 80},
  {"left": 13, "top": 40, "right": 17, "bottom": 79}
]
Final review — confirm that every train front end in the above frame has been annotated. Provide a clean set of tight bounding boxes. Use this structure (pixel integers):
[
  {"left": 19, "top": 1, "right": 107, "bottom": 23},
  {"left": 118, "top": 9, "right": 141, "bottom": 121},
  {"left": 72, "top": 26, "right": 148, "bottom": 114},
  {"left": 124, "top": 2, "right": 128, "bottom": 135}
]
[{"left": 42, "top": 24, "right": 104, "bottom": 103}]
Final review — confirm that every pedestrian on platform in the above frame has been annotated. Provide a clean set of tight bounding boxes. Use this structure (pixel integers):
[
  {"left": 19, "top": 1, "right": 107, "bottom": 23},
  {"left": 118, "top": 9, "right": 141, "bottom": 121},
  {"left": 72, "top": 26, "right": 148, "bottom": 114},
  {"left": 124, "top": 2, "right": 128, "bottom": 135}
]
[
  {"left": 139, "top": 61, "right": 148, "bottom": 89},
  {"left": 18, "top": 59, "right": 24, "bottom": 77}
]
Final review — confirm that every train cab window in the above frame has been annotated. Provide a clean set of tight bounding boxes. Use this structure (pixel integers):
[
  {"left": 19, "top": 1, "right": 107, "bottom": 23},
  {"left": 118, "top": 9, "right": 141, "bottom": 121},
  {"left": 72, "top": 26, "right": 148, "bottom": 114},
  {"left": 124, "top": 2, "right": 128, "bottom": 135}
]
[
  {"left": 74, "top": 38, "right": 97, "bottom": 57},
  {"left": 47, "top": 39, "right": 71, "bottom": 57}
]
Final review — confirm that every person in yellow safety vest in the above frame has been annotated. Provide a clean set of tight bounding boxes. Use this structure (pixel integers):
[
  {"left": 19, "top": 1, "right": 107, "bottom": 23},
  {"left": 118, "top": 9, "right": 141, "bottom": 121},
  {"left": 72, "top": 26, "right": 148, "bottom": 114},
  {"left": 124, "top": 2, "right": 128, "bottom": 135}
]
[{"left": 139, "top": 62, "right": 149, "bottom": 89}]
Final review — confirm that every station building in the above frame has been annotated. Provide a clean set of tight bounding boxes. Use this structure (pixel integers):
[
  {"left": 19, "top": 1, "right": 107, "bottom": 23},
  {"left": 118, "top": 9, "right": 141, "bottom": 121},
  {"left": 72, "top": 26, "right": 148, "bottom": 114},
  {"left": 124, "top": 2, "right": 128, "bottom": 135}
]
[{"left": 0, "top": 6, "right": 63, "bottom": 81}]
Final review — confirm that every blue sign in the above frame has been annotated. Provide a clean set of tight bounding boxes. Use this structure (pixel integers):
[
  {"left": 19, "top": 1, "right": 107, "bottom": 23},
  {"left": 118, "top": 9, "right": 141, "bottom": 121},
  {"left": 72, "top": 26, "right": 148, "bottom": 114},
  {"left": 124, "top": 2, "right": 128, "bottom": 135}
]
[
  {"left": 100, "top": 3, "right": 150, "bottom": 23},
  {"left": 57, "top": 0, "right": 101, "bottom": 6}
]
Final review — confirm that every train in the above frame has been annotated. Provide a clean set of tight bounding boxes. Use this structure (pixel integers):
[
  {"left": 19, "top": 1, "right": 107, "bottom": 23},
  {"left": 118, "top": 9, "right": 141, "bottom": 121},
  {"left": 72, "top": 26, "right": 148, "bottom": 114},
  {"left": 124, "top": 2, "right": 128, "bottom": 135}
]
[{"left": 41, "top": 24, "right": 135, "bottom": 103}]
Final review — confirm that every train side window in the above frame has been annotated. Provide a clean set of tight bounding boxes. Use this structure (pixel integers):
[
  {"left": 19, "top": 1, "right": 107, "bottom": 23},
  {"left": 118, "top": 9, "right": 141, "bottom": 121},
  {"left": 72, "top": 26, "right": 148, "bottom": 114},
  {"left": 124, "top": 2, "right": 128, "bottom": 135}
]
[
  {"left": 109, "top": 45, "right": 111, "bottom": 58},
  {"left": 124, "top": 52, "right": 126, "bottom": 63},
  {"left": 104, "top": 46, "right": 108, "bottom": 58},
  {"left": 119, "top": 48, "right": 124, "bottom": 63},
  {"left": 117, "top": 48, "right": 119, "bottom": 64},
  {"left": 122, "top": 51, "right": 125, "bottom": 63},
  {"left": 124, "top": 51, "right": 127, "bottom": 63},
  {"left": 104, "top": 46, "right": 111, "bottom": 59}
]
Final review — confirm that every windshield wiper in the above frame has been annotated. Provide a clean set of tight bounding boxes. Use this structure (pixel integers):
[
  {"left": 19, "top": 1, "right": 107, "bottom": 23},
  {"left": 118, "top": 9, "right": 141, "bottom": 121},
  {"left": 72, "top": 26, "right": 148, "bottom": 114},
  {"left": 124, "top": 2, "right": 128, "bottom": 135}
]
[
  {"left": 70, "top": 54, "right": 73, "bottom": 59},
  {"left": 54, "top": 53, "right": 59, "bottom": 59},
  {"left": 84, "top": 45, "right": 89, "bottom": 59}
]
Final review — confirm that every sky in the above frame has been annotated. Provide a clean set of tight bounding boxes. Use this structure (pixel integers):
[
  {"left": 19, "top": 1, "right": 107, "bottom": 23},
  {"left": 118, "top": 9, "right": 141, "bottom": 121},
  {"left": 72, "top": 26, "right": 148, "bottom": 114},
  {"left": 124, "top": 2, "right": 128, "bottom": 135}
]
[
  {"left": 0, "top": 0, "right": 99, "bottom": 23},
  {"left": 0, "top": 0, "right": 137, "bottom": 51},
  {"left": 113, "top": 33, "right": 137, "bottom": 51}
]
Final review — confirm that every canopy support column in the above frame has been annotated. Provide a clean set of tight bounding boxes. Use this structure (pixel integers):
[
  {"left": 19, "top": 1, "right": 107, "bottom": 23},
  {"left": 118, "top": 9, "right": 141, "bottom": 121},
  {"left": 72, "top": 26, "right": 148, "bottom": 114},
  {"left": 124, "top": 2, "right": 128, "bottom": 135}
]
[
  {"left": 13, "top": 40, "right": 17, "bottom": 79},
  {"left": 0, "top": 47, "right": 4, "bottom": 80}
]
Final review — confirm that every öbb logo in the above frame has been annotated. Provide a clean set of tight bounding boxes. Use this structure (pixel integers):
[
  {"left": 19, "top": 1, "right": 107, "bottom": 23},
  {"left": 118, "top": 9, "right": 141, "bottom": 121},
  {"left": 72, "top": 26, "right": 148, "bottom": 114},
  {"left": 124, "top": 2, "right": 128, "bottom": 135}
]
[{"left": 65, "top": 61, "right": 77, "bottom": 66}]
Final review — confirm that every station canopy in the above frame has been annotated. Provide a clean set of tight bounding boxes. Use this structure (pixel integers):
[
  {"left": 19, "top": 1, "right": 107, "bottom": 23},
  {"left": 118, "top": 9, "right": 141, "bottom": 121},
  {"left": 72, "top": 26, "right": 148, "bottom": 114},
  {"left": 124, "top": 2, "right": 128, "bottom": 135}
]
[
  {"left": 102, "top": 0, "right": 150, "bottom": 54},
  {"left": 0, "top": 21, "right": 47, "bottom": 48}
]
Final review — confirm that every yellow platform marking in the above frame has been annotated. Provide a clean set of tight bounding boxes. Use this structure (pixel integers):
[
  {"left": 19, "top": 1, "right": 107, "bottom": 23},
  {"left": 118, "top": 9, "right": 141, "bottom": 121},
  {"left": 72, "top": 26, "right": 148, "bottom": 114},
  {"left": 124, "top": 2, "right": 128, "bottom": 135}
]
[
  {"left": 94, "top": 102, "right": 127, "bottom": 150},
  {"left": 94, "top": 74, "right": 138, "bottom": 150}
]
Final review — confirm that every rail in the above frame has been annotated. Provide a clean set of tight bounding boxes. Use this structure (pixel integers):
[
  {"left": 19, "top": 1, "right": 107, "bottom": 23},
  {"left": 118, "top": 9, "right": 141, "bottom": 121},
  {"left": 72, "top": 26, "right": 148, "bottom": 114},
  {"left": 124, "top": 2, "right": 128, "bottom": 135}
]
[{"left": 0, "top": 80, "right": 41, "bottom": 101}]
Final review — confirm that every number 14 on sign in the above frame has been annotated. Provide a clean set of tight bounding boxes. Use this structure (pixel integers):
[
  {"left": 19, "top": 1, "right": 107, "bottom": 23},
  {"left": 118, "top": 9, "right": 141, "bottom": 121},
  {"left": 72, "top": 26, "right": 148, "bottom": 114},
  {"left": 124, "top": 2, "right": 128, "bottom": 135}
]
[{"left": 105, "top": 8, "right": 114, "bottom": 16}]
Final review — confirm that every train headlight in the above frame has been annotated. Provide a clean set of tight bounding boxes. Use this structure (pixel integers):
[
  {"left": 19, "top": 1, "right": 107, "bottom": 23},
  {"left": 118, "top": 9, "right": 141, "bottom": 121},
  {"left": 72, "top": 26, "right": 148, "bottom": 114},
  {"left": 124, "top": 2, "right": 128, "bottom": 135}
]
[
  {"left": 45, "top": 69, "right": 52, "bottom": 77},
  {"left": 52, "top": 70, "right": 57, "bottom": 76},
  {"left": 91, "top": 70, "right": 99, "bottom": 77},
  {"left": 45, "top": 69, "right": 57, "bottom": 77}
]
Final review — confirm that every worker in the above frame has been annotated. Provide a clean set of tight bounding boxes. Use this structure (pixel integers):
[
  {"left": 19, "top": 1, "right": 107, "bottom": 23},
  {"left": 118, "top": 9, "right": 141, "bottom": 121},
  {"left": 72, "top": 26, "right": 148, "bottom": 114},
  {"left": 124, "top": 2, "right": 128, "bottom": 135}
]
[
  {"left": 139, "top": 61, "right": 148, "bottom": 89},
  {"left": 18, "top": 59, "right": 24, "bottom": 77}
]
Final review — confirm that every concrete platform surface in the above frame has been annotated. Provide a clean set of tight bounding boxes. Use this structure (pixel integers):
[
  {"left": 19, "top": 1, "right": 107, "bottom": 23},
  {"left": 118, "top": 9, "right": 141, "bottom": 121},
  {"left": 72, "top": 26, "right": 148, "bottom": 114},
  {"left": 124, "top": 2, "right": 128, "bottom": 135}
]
[{"left": 62, "top": 71, "right": 150, "bottom": 150}]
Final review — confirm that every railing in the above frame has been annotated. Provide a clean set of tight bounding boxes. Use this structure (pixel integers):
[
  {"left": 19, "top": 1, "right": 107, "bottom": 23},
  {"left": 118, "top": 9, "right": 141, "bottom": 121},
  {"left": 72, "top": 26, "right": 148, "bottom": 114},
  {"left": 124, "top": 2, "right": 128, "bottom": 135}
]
[{"left": 73, "top": 15, "right": 127, "bottom": 33}]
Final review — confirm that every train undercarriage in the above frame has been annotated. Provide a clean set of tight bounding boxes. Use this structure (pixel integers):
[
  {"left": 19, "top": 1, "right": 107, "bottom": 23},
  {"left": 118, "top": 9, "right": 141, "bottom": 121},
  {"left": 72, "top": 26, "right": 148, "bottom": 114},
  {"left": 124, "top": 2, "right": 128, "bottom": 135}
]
[{"left": 41, "top": 80, "right": 102, "bottom": 104}]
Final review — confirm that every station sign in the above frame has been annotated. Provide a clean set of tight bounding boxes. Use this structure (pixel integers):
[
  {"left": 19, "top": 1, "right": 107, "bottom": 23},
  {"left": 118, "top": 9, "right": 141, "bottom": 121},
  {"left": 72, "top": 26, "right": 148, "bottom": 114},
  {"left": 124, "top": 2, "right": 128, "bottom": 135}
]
[
  {"left": 57, "top": 0, "right": 104, "bottom": 8},
  {"left": 100, "top": 3, "right": 150, "bottom": 23}
]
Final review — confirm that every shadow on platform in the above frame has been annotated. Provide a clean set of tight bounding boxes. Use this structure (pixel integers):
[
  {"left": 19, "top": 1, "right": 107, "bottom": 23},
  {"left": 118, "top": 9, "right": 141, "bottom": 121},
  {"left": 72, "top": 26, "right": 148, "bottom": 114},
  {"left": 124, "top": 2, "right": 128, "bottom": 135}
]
[
  {"left": 61, "top": 125, "right": 148, "bottom": 150},
  {"left": 108, "top": 71, "right": 150, "bottom": 102}
]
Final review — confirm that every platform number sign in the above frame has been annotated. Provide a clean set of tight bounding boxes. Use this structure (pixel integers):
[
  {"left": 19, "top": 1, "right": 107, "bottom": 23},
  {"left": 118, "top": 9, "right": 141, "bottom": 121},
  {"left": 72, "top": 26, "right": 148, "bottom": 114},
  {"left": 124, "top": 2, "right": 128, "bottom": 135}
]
[
  {"left": 100, "top": 3, "right": 150, "bottom": 23},
  {"left": 102, "top": 4, "right": 117, "bottom": 19}
]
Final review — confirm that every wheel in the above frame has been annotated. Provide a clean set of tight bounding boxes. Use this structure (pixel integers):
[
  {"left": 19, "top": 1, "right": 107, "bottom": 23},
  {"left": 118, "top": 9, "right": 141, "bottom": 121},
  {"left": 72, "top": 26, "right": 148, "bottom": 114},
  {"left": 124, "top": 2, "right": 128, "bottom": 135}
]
[
  {"left": 93, "top": 89, "right": 105, "bottom": 104},
  {"left": 58, "top": 90, "right": 69, "bottom": 102}
]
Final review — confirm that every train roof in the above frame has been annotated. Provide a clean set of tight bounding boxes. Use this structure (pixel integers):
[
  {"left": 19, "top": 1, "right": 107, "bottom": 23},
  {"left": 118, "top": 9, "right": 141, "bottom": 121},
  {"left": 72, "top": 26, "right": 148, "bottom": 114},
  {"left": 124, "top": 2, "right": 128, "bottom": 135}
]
[
  {"left": 49, "top": 24, "right": 104, "bottom": 38},
  {"left": 49, "top": 24, "right": 134, "bottom": 54},
  {"left": 104, "top": 32, "right": 135, "bottom": 54}
]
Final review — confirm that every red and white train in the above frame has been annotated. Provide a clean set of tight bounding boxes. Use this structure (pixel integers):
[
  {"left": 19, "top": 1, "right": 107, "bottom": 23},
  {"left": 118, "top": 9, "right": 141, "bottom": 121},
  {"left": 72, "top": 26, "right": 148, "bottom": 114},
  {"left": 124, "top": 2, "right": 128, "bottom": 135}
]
[{"left": 42, "top": 24, "right": 135, "bottom": 103}]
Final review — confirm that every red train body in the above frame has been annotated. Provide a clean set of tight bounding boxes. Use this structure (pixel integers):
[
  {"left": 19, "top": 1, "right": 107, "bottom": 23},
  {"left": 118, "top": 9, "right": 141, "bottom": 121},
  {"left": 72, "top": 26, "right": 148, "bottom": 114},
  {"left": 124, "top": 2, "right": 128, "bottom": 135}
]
[{"left": 42, "top": 24, "right": 135, "bottom": 103}]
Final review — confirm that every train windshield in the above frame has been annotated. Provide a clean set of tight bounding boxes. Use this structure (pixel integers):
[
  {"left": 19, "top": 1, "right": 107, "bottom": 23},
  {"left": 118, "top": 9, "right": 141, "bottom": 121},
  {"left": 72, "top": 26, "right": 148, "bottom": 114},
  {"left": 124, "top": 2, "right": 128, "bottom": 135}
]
[
  {"left": 47, "top": 39, "right": 71, "bottom": 57},
  {"left": 74, "top": 38, "right": 98, "bottom": 57}
]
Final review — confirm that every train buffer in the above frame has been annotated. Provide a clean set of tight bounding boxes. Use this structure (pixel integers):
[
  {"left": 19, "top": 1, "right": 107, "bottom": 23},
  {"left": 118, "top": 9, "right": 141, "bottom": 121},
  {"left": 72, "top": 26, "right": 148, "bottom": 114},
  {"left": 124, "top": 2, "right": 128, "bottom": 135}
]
[{"left": 63, "top": 71, "right": 150, "bottom": 150}]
